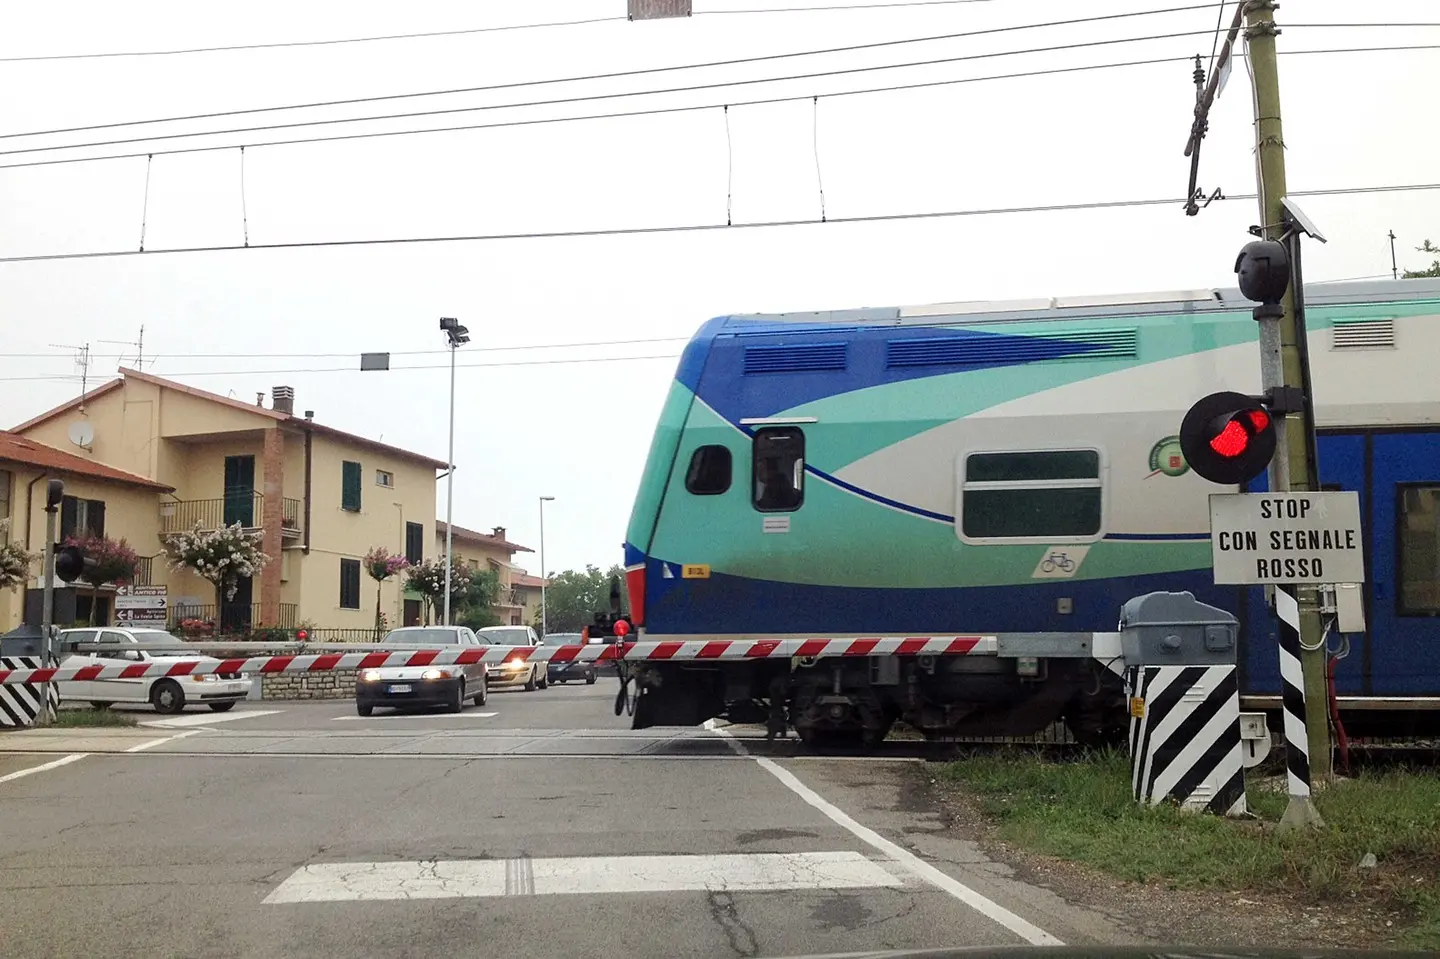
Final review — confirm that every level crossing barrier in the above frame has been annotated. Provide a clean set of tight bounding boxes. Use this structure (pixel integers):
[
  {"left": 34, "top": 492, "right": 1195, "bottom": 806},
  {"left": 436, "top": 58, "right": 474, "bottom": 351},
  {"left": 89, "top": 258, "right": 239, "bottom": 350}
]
[{"left": 0, "top": 596, "right": 1276, "bottom": 815}]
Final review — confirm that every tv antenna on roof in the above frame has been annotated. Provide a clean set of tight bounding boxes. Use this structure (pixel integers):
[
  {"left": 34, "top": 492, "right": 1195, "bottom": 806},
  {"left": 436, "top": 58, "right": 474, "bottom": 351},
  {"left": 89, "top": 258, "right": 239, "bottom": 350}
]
[
  {"left": 48, "top": 341, "right": 91, "bottom": 410},
  {"left": 100, "top": 324, "right": 145, "bottom": 370}
]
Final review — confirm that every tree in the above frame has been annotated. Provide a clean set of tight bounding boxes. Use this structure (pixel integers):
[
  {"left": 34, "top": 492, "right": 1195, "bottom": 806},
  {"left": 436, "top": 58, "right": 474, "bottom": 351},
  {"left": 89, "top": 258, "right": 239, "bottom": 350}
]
[
  {"left": 363, "top": 546, "right": 410, "bottom": 637},
  {"left": 0, "top": 520, "right": 35, "bottom": 595},
  {"left": 64, "top": 533, "right": 141, "bottom": 625},
  {"left": 533, "top": 564, "right": 630, "bottom": 635},
  {"left": 403, "top": 558, "right": 474, "bottom": 625},
  {"left": 454, "top": 566, "right": 502, "bottom": 630},
  {"left": 163, "top": 522, "right": 269, "bottom": 614},
  {"left": 1403, "top": 239, "right": 1440, "bottom": 278}
]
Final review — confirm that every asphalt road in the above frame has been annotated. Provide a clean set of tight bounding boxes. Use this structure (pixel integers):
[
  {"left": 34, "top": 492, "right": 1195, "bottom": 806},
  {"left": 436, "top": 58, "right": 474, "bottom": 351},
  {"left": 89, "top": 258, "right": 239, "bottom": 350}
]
[{"left": 0, "top": 682, "right": 1131, "bottom": 959}]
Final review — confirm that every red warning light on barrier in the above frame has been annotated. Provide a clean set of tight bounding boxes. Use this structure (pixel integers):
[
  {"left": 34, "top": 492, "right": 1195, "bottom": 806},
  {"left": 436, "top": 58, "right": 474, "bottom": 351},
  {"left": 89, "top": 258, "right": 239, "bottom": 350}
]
[
  {"left": 296, "top": 629, "right": 309, "bottom": 641},
  {"left": 613, "top": 619, "right": 630, "bottom": 639},
  {"left": 1180, "top": 391, "right": 1277, "bottom": 485}
]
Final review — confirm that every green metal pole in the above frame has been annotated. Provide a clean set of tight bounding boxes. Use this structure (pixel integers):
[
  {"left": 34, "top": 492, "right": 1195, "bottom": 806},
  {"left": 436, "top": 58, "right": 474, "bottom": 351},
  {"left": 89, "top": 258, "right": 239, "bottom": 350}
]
[{"left": 1244, "top": 1, "right": 1332, "bottom": 818}]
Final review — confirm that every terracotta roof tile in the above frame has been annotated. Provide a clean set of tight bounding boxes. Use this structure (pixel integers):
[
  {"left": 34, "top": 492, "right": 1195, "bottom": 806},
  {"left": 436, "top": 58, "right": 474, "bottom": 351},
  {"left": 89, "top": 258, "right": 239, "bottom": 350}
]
[{"left": 0, "top": 431, "right": 173, "bottom": 491}]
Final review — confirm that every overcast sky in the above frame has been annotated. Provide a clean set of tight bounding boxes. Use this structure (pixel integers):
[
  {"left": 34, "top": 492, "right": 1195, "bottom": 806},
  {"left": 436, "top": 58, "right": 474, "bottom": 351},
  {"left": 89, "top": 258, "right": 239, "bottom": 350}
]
[{"left": 1, "top": 0, "right": 1436, "bottom": 576}]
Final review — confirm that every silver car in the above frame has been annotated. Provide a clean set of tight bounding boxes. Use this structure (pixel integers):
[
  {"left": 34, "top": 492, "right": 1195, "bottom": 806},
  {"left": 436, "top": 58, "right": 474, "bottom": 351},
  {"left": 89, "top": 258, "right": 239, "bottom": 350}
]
[{"left": 354, "top": 626, "right": 490, "bottom": 716}]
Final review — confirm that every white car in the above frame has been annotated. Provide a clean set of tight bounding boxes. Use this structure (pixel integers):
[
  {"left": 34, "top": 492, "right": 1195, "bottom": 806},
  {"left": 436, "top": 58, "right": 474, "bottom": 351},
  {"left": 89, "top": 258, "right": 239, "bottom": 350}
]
[
  {"left": 58, "top": 627, "right": 253, "bottom": 714},
  {"left": 476, "top": 625, "right": 548, "bottom": 691}
]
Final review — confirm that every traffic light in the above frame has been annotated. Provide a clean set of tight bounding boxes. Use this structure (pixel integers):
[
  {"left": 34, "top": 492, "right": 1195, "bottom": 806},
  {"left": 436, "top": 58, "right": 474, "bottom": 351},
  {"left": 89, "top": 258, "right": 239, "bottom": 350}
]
[
  {"left": 54, "top": 544, "right": 89, "bottom": 583},
  {"left": 1179, "top": 390, "right": 1278, "bottom": 485}
]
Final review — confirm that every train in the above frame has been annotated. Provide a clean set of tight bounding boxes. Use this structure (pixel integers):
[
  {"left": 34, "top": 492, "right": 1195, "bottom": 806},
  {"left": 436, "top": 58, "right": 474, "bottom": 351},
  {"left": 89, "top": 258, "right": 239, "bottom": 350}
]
[{"left": 615, "top": 278, "right": 1440, "bottom": 744}]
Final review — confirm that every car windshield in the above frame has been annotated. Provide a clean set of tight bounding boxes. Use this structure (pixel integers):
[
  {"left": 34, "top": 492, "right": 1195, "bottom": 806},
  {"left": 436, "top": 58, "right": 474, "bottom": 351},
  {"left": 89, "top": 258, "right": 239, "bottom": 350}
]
[
  {"left": 480, "top": 628, "right": 532, "bottom": 646},
  {"left": 380, "top": 628, "right": 461, "bottom": 647},
  {"left": 126, "top": 630, "right": 190, "bottom": 656},
  {"left": 541, "top": 633, "right": 582, "bottom": 645}
]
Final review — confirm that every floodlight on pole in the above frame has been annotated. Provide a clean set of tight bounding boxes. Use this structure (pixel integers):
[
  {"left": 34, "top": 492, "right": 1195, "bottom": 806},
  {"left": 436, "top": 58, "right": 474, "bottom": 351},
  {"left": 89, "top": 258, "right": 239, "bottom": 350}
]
[{"left": 439, "top": 317, "right": 469, "bottom": 626}]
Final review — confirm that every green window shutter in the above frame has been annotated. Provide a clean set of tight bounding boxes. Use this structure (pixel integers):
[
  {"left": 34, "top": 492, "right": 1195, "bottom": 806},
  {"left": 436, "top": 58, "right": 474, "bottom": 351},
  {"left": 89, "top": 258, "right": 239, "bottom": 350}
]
[
  {"left": 340, "top": 558, "right": 361, "bottom": 609},
  {"left": 341, "top": 461, "right": 362, "bottom": 512}
]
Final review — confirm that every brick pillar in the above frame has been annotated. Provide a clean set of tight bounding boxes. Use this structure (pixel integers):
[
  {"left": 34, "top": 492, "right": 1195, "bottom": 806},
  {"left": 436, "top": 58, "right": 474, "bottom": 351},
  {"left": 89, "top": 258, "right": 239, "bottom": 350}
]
[{"left": 260, "top": 427, "right": 285, "bottom": 627}]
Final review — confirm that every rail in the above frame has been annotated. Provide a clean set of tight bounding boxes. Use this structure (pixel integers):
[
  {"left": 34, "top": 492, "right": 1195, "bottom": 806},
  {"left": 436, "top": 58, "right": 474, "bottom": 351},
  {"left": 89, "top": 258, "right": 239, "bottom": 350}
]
[{"left": 160, "top": 494, "right": 302, "bottom": 535}]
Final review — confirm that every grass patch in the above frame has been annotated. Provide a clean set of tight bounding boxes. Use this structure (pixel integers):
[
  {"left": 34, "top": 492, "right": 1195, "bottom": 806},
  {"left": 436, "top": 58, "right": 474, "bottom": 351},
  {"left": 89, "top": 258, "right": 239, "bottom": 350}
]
[
  {"left": 938, "top": 749, "right": 1440, "bottom": 947},
  {"left": 49, "top": 708, "right": 138, "bottom": 728}
]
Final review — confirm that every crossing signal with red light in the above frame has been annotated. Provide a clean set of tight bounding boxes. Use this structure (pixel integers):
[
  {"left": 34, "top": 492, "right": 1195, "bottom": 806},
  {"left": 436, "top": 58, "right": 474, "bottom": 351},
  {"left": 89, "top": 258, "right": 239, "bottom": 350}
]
[
  {"left": 53, "top": 544, "right": 91, "bottom": 583},
  {"left": 1179, "top": 390, "right": 1278, "bottom": 485}
]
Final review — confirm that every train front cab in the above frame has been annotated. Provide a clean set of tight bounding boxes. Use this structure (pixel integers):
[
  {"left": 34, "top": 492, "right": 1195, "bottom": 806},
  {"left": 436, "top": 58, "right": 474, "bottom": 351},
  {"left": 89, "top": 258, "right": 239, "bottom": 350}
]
[{"left": 1240, "top": 427, "right": 1440, "bottom": 735}]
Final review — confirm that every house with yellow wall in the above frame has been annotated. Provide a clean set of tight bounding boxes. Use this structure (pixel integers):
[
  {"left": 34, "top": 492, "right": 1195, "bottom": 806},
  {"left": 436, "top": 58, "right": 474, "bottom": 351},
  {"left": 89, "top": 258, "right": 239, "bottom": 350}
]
[
  {"left": 0, "top": 430, "right": 175, "bottom": 632},
  {"left": 433, "top": 522, "right": 533, "bottom": 626},
  {"left": 12, "top": 369, "right": 447, "bottom": 632}
]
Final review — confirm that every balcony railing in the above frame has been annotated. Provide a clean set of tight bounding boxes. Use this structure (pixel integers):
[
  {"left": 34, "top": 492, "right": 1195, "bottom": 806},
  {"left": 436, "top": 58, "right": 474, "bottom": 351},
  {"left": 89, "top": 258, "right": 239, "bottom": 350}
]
[
  {"left": 160, "top": 494, "right": 302, "bottom": 536},
  {"left": 168, "top": 603, "right": 298, "bottom": 632},
  {"left": 131, "top": 555, "right": 156, "bottom": 586}
]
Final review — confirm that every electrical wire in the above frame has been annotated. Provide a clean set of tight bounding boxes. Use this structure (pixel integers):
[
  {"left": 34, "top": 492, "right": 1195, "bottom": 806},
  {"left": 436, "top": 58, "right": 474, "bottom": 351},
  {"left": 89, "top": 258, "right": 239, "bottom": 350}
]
[
  {"left": 0, "top": 54, "right": 1193, "bottom": 171},
  {"left": 2, "top": 181, "right": 1436, "bottom": 267},
  {"left": 0, "top": 28, "right": 1267, "bottom": 158},
  {"left": 1, "top": 335, "right": 693, "bottom": 361},
  {"left": 0, "top": 353, "right": 687, "bottom": 382},
  {"left": 0, "top": 16, "right": 630, "bottom": 63},
  {"left": 0, "top": 1, "right": 1014, "bottom": 63},
  {"left": 1, "top": 42, "right": 1431, "bottom": 173},
  {"left": 0, "top": 5, "right": 1231, "bottom": 142}
]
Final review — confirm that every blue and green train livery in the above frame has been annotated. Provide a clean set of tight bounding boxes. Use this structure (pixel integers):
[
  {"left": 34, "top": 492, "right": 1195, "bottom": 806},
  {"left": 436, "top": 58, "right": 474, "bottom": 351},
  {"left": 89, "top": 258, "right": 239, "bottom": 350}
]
[{"left": 620, "top": 279, "right": 1440, "bottom": 742}]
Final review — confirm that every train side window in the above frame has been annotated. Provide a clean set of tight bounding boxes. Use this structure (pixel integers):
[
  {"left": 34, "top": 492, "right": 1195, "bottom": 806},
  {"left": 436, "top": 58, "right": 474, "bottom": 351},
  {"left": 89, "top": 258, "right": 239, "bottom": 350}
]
[
  {"left": 685, "top": 445, "right": 733, "bottom": 495},
  {"left": 1398, "top": 485, "right": 1440, "bottom": 616},
  {"left": 752, "top": 427, "right": 805, "bottom": 512},
  {"left": 960, "top": 449, "right": 1102, "bottom": 540}
]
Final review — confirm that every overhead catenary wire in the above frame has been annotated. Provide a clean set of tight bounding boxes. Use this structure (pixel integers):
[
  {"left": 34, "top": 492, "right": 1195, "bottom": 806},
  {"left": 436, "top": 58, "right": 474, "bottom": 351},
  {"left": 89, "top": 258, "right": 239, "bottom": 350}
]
[
  {"left": 2, "top": 334, "right": 695, "bottom": 361},
  {"left": 0, "top": 4, "right": 1237, "bottom": 142},
  {"left": 0, "top": 27, "right": 1325, "bottom": 159},
  {"left": 0, "top": 43, "right": 1428, "bottom": 173},
  {"left": 2, "top": 180, "right": 1436, "bottom": 267},
  {"left": 0, "top": 0, "right": 1014, "bottom": 63},
  {"left": 0, "top": 353, "right": 687, "bottom": 383}
]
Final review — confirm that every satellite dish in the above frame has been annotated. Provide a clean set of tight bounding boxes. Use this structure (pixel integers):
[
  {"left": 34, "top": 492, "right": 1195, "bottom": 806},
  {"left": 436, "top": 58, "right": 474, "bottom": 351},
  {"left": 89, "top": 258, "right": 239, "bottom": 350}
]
[{"left": 67, "top": 421, "right": 95, "bottom": 448}]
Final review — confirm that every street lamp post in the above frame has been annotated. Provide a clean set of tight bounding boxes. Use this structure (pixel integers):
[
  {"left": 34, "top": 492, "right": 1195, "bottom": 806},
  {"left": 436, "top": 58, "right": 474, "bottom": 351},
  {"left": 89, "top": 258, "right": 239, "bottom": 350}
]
[
  {"left": 539, "top": 496, "right": 554, "bottom": 637},
  {"left": 439, "top": 317, "right": 469, "bottom": 626}
]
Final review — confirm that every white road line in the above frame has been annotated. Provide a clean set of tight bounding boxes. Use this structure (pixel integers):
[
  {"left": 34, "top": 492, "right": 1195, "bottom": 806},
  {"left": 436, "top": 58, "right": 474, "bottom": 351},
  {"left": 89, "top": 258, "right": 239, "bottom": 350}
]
[
  {"left": 0, "top": 753, "right": 87, "bottom": 783},
  {"left": 141, "top": 709, "right": 284, "bottom": 728},
  {"left": 264, "top": 851, "right": 902, "bottom": 904},
  {"left": 126, "top": 729, "right": 203, "bottom": 752},
  {"left": 329, "top": 712, "right": 498, "bottom": 722},
  {"left": 704, "top": 722, "right": 1063, "bottom": 947}
]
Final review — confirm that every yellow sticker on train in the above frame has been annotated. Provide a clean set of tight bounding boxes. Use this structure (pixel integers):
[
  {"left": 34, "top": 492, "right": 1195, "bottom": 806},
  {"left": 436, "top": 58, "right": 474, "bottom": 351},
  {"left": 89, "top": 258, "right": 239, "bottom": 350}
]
[
  {"left": 1129, "top": 697, "right": 1145, "bottom": 719},
  {"left": 682, "top": 564, "right": 711, "bottom": 579}
]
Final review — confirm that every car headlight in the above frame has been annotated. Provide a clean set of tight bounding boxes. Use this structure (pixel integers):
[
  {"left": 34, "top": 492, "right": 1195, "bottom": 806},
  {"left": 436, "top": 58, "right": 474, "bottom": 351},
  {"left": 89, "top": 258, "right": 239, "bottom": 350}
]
[
  {"left": 360, "top": 669, "right": 383, "bottom": 683},
  {"left": 189, "top": 674, "right": 218, "bottom": 683},
  {"left": 421, "top": 668, "right": 453, "bottom": 681}
]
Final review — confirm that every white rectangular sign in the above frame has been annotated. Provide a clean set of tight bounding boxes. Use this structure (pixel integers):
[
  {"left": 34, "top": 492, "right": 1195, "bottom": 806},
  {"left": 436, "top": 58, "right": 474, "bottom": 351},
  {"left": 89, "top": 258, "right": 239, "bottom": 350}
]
[{"left": 1209, "top": 492, "right": 1365, "bottom": 585}]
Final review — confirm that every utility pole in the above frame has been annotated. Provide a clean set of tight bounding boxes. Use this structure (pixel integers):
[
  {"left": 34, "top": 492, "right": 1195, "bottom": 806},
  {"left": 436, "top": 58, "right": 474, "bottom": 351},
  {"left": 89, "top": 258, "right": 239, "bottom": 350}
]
[
  {"left": 438, "top": 318, "right": 469, "bottom": 627},
  {"left": 1244, "top": 0, "right": 1330, "bottom": 823}
]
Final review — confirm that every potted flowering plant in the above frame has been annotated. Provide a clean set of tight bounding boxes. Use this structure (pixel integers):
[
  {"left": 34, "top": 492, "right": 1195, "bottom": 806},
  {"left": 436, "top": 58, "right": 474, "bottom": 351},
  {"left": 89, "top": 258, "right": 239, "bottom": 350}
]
[{"left": 363, "top": 546, "right": 410, "bottom": 638}]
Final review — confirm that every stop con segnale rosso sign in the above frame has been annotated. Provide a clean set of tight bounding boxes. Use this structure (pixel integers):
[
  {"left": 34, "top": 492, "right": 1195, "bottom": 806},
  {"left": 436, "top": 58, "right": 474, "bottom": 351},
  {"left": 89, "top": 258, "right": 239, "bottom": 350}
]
[{"left": 1208, "top": 491, "right": 1366, "bottom": 586}]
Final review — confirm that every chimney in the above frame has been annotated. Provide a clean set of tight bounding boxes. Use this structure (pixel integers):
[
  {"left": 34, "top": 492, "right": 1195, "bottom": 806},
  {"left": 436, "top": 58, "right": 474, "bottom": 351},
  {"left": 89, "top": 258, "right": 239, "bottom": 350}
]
[
  {"left": 255, "top": 392, "right": 265, "bottom": 407},
  {"left": 492, "top": 526, "right": 506, "bottom": 540},
  {"left": 272, "top": 386, "right": 295, "bottom": 416}
]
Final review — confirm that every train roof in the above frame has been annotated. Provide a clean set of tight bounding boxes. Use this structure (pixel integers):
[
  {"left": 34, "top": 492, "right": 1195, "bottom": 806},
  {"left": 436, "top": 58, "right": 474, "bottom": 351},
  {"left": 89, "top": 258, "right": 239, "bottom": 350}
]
[{"left": 716, "top": 277, "right": 1440, "bottom": 332}]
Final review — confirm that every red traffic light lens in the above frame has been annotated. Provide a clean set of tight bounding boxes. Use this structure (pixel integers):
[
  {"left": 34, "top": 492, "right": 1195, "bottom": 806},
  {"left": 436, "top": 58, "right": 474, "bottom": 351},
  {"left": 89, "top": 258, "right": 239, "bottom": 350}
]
[
  {"left": 613, "top": 619, "right": 631, "bottom": 638},
  {"left": 1246, "top": 409, "right": 1270, "bottom": 432},
  {"left": 1209, "top": 420, "right": 1252, "bottom": 459}
]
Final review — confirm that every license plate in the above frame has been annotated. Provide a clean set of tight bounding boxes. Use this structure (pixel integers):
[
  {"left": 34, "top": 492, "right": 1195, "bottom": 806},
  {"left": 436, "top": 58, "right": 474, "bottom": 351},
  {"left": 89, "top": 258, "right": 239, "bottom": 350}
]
[{"left": 388, "top": 684, "right": 412, "bottom": 694}]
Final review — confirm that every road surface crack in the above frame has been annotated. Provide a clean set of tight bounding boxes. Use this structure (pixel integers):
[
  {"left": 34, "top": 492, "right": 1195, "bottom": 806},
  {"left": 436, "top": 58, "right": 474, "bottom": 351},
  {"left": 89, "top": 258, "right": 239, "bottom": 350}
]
[{"left": 705, "top": 888, "right": 759, "bottom": 957}]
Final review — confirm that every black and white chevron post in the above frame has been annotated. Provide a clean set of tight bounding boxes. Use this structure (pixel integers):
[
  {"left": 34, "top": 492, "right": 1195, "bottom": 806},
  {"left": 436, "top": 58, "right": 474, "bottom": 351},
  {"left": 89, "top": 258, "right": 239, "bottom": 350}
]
[
  {"left": 1127, "top": 664, "right": 1246, "bottom": 816},
  {"left": 1274, "top": 585, "right": 1312, "bottom": 799},
  {"left": 0, "top": 657, "right": 59, "bottom": 728}
]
